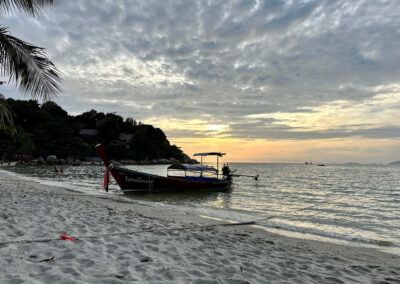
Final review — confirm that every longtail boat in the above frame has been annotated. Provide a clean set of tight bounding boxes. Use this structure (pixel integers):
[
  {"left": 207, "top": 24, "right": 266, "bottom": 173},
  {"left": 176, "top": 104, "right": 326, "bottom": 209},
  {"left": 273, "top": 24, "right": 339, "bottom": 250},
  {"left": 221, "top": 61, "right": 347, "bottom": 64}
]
[{"left": 95, "top": 144, "right": 233, "bottom": 193}]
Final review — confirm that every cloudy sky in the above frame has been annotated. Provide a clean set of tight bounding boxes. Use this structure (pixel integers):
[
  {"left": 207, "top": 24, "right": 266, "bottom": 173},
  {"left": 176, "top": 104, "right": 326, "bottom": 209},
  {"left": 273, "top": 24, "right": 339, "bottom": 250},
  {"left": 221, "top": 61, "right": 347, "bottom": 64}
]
[{"left": 2, "top": 0, "right": 400, "bottom": 163}]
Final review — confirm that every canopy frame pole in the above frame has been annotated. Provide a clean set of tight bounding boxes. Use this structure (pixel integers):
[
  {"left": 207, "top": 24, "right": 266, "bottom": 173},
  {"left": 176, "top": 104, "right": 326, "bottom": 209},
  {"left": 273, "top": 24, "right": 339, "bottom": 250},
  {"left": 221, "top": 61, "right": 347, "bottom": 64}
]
[{"left": 216, "top": 156, "right": 219, "bottom": 179}]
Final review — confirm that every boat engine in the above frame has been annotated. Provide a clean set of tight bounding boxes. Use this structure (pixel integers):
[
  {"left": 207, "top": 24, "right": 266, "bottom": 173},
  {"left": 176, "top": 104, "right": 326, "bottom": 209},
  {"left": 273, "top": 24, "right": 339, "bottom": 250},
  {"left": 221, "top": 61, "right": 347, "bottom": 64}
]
[{"left": 222, "top": 164, "right": 233, "bottom": 180}]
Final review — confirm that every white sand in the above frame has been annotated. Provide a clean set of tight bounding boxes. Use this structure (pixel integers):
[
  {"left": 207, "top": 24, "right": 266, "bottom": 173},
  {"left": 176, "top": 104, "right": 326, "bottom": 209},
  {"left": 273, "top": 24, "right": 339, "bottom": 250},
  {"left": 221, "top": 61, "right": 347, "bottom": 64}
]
[{"left": 0, "top": 170, "right": 399, "bottom": 283}]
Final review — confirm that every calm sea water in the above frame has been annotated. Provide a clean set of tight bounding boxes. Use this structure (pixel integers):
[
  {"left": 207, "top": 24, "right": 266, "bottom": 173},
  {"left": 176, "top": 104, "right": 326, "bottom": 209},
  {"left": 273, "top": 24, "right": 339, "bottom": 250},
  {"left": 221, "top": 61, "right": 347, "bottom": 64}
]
[{"left": 4, "top": 163, "right": 400, "bottom": 255}]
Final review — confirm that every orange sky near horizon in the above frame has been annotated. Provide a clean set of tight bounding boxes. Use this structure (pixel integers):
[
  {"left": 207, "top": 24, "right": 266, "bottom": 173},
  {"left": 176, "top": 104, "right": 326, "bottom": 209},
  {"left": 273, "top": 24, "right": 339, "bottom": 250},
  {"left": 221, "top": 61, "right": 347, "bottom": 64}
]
[
  {"left": 146, "top": 85, "right": 400, "bottom": 164},
  {"left": 169, "top": 137, "right": 400, "bottom": 164}
]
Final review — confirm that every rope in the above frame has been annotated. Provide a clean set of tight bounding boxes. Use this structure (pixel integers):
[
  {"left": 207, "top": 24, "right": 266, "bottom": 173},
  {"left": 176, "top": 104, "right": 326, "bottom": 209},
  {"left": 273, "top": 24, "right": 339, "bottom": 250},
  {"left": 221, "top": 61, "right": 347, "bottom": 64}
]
[
  {"left": 1, "top": 187, "right": 122, "bottom": 198},
  {"left": 0, "top": 221, "right": 255, "bottom": 247}
]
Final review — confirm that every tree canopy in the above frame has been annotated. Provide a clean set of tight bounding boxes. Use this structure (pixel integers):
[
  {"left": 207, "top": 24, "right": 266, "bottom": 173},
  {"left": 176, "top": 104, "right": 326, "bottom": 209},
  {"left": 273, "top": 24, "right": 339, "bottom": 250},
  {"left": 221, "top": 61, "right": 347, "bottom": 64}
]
[
  {"left": 0, "top": 99, "right": 187, "bottom": 162},
  {"left": 0, "top": 0, "right": 61, "bottom": 132}
]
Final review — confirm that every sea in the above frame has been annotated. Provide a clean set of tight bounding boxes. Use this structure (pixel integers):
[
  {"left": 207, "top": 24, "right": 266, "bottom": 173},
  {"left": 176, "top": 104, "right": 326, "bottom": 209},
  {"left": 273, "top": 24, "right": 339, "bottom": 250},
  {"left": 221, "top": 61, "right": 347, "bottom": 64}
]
[{"left": 3, "top": 163, "right": 400, "bottom": 255}]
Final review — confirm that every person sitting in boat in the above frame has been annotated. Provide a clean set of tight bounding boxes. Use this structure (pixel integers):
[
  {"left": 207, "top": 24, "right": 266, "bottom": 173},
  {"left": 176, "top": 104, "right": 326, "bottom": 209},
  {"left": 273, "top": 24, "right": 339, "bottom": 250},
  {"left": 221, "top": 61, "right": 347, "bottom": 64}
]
[{"left": 222, "top": 164, "right": 232, "bottom": 180}]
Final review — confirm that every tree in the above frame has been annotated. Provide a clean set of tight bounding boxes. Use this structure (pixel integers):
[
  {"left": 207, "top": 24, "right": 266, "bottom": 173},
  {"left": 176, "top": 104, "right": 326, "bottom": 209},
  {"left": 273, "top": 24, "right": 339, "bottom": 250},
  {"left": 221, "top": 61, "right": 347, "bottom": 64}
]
[
  {"left": 0, "top": 0, "right": 61, "bottom": 131},
  {"left": 97, "top": 113, "right": 123, "bottom": 143},
  {"left": 41, "top": 101, "right": 69, "bottom": 120},
  {"left": 15, "top": 126, "right": 35, "bottom": 155},
  {"left": 1, "top": 99, "right": 190, "bottom": 162},
  {"left": 74, "top": 109, "right": 105, "bottom": 129},
  {"left": 0, "top": 94, "right": 14, "bottom": 132}
]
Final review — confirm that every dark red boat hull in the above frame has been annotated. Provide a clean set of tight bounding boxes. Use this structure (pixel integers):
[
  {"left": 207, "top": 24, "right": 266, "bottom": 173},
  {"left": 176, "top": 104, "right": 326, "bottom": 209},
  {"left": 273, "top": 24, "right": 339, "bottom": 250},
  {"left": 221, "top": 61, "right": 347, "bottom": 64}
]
[
  {"left": 110, "top": 166, "right": 232, "bottom": 193},
  {"left": 96, "top": 143, "right": 231, "bottom": 193}
]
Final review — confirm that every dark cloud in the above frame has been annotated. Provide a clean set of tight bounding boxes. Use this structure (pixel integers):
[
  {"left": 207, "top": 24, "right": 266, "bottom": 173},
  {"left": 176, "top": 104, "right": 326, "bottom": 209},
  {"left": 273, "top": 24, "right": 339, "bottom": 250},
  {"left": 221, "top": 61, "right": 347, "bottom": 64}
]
[
  {"left": 1, "top": 0, "right": 400, "bottom": 140},
  {"left": 226, "top": 125, "right": 400, "bottom": 140}
]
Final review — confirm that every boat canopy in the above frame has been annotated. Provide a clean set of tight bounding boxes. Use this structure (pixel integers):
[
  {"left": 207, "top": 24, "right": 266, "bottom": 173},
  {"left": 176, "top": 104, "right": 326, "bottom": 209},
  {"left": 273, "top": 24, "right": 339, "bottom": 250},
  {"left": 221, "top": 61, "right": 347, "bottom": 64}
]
[
  {"left": 167, "top": 163, "right": 217, "bottom": 173},
  {"left": 193, "top": 152, "right": 226, "bottom": 157}
]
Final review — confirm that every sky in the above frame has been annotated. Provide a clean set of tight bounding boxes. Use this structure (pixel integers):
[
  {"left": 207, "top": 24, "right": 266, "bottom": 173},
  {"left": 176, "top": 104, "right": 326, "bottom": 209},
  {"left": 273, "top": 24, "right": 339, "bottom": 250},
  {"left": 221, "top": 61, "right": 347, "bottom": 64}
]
[{"left": 2, "top": 0, "right": 400, "bottom": 163}]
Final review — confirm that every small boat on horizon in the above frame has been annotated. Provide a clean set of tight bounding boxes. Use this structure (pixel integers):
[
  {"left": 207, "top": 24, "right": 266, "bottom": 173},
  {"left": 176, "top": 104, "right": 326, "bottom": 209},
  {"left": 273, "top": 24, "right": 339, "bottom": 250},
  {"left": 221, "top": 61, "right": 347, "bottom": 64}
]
[{"left": 96, "top": 144, "right": 235, "bottom": 193}]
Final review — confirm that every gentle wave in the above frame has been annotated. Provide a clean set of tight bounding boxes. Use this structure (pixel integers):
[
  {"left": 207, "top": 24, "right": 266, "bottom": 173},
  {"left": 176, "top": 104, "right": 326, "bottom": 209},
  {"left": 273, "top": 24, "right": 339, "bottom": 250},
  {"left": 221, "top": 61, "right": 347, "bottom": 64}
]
[
  {"left": 114, "top": 196, "right": 398, "bottom": 249},
  {"left": 0, "top": 169, "right": 111, "bottom": 196},
  {"left": 257, "top": 220, "right": 395, "bottom": 247}
]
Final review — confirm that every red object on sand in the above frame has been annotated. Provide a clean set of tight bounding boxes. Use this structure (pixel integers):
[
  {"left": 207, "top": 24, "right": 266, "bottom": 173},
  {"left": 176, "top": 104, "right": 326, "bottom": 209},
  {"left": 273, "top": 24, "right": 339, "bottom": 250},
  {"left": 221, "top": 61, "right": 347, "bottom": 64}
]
[{"left": 59, "top": 234, "right": 77, "bottom": 242}]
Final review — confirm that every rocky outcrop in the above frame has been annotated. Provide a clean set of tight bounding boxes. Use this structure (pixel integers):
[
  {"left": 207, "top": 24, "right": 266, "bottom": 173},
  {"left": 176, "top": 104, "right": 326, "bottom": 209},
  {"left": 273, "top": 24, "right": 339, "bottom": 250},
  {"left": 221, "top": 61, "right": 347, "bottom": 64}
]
[{"left": 46, "top": 155, "right": 58, "bottom": 164}]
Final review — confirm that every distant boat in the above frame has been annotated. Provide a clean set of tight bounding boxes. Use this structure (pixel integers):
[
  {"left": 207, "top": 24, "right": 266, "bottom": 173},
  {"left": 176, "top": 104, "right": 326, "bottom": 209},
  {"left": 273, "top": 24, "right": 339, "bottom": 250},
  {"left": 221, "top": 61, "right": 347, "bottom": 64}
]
[
  {"left": 96, "top": 144, "right": 233, "bottom": 193},
  {"left": 317, "top": 164, "right": 325, "bottom": 166}
]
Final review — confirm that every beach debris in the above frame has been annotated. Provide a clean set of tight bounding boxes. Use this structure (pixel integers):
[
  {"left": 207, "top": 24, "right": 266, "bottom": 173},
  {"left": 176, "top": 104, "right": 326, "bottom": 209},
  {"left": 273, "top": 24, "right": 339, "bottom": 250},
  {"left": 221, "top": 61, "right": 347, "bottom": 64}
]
[
  {"left": 234, "top": 233, "right": 249, "bottom": 237},
  {"left": 115, "top": 274, "right": 125, "bottom": 279},
  {"left": 140, "top": 257, "right": 153, "bottom": 263},
  {"left": 40, "top": 256, "right": 55, "bottom": 262},
  {"left": 24, "top": 255, "right": 54, "bottom": 263},
  {"left": 124, "top": 209, "right": 134, "bottom": 215},
  {"left": 107, "top": 207, "right": 116, "bottom": 215},
  {"left": 59, "top": 234, "right": 77, "bottom": 243}
]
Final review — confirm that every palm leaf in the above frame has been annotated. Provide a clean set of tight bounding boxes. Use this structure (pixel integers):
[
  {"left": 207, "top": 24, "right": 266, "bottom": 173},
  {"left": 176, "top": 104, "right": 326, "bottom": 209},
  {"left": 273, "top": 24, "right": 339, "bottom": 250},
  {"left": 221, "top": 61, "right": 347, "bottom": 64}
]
[
  {"left": 0, "top": 27, "right": 61, "bottom": 101},
  {"left": 0, "top": 0, "right": 53, "bottom": 16}
]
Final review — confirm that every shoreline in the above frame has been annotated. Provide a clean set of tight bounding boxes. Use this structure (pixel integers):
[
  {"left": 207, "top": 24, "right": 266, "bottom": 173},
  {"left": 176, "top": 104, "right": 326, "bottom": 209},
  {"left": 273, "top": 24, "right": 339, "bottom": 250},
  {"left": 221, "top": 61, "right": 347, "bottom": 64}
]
[
  {"left": 1, "top": 170, "right": 399, "bottom": 283},
  {"left": 3, "top": 166, "right": 399, "bottom": 257}
]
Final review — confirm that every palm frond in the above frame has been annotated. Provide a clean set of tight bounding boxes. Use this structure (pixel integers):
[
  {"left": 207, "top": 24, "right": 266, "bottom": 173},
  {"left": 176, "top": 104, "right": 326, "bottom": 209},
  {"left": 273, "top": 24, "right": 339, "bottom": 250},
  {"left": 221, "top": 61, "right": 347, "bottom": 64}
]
[
  {"left": 0, "top": 27, "right": 61, "bottom": 101},
  {"left": 0, "top": 0, "right": 53, "bottom": 16},
  {"left": 0, "top": 94, "right": 15, "bottom": 133}
]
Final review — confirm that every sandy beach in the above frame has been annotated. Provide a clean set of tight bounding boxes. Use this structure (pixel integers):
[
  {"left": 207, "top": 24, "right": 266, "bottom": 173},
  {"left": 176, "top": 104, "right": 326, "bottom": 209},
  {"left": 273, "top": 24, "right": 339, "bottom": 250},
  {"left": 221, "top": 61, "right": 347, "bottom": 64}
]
[{"left": 0, "top": 170, "right": 399, "bottom": 283}]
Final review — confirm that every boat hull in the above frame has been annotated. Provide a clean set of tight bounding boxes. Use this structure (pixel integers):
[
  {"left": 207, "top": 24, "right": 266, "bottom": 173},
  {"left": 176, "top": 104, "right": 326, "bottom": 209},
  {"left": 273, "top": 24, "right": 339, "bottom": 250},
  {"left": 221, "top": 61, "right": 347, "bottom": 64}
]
[{"left": 110, "top": 166, "right": 232, "bottom": 193}]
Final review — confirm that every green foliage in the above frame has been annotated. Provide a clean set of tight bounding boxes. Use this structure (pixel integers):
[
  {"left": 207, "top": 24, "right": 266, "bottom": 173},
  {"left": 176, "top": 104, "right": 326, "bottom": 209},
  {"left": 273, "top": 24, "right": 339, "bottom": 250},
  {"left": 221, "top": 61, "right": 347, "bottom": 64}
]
[
  {"left": 0, "top": 95, "right": 15, "bottom": 133},
  {"left": 0, "top": 1, "right": 61, "bottom": 131},
  {"left": 129, "top": 124, "right": 177, "bottom": 160},
  {"left": 0, "top": 131, "right": 14, "bottom": 159},
  {"left": 0, "top": 99, "right": 186, "bottom": 162},
  {"left": 73, "top": 109, "right": 105, "bottom": 129},
  {"left": 15, "top": 126, "right": 35, "bottom": 154},
  {"left": 97, "top": 113, "right": 123, "bottom": 143}
]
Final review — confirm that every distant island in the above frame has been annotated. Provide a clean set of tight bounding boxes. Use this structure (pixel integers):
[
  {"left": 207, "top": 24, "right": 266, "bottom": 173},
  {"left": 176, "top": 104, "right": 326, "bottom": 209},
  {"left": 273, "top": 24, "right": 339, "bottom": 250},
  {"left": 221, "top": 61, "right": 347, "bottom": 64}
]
[
  {"left": 0, "top": 99, "right": 195, "bottom": 165},
  {"left": 389, "top": 161, "right": 400, "bottom": 165}
]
